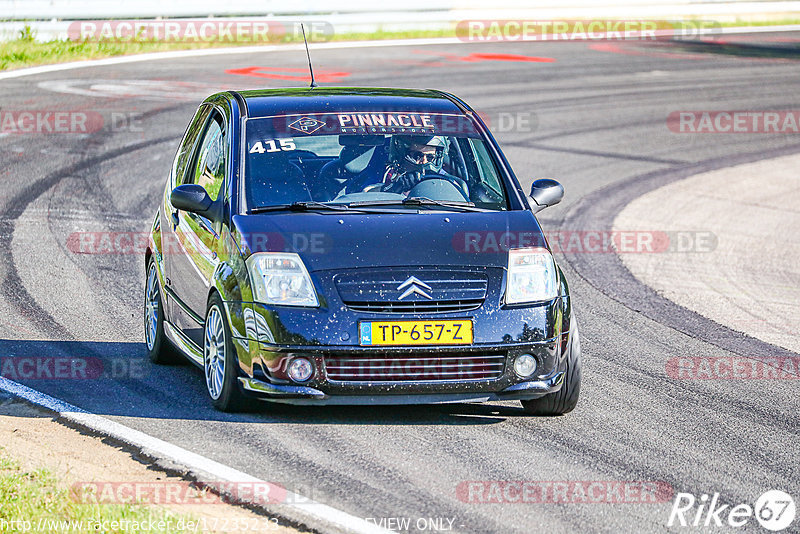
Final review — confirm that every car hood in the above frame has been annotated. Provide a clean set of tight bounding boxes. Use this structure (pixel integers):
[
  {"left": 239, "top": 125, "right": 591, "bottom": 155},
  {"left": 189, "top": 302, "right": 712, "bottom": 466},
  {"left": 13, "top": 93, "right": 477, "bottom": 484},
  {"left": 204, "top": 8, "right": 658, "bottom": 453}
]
[{"left": 232, "top": 210, "right": 547, "bottom": 272}]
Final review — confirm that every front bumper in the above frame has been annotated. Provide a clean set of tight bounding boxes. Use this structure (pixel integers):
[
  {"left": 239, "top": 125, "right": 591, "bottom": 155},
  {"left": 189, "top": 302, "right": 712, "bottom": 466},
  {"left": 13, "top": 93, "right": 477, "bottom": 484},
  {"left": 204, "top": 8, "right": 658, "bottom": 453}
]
[
  {"left": 228, "top": 269, "right": 572, "bottom": 405},
  {"left": 236, "top": 338, "right": 565, "bottom": 405},
  {"left": 238, "top": 370, "right": 564, "bottom": 405}
]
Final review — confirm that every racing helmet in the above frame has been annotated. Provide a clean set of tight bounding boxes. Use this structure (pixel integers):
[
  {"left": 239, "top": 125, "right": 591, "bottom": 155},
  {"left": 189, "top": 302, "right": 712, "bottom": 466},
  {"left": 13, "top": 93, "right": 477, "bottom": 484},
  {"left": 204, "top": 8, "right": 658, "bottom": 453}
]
[{"left": 389, "top": 135, "right": 448, "bottom": 172}]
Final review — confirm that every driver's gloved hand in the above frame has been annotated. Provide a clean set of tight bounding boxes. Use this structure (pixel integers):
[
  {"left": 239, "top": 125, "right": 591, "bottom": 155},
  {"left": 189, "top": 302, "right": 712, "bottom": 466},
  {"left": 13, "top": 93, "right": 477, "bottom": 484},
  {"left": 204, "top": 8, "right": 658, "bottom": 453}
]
[{"left": 382, "top": 171, "right": 422, "bottom": 193}]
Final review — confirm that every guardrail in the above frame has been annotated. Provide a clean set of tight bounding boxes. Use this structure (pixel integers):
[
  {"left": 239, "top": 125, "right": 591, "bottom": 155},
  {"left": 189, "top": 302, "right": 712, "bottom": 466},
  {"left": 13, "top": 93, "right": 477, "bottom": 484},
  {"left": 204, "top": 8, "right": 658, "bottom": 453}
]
[
  {"left": 2, "top": 0, "right": 800, "bottom": 19},
  {"left": 1, "top": 1, "right": 798, "bottom": 41},
  {"left": 0, "top": 0, "right": 454, "bottom": 19}
]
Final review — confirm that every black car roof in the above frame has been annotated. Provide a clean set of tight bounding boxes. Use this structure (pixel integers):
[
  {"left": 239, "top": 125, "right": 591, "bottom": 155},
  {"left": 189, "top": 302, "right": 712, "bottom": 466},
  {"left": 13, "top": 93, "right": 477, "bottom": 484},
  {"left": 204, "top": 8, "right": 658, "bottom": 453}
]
[{"left": 231, "top": 87, "right": 467, "bottom": 118}]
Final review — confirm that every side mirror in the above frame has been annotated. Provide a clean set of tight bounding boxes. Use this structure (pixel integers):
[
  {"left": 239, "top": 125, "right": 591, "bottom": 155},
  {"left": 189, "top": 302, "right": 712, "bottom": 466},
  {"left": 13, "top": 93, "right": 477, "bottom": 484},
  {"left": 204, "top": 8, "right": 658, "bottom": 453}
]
[
  {"left": 170, "top": 184, "right": 216, "bottom": 220},
  {"left": 529, "top": 179, "right": 564, "bottom": 214}
]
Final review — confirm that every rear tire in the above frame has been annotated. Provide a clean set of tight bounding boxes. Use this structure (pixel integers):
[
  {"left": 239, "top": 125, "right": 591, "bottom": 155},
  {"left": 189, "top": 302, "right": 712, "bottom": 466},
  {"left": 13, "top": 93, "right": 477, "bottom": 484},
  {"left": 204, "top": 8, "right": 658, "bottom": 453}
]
[
  {"left": 144, "top": 258, "right": 180, "bottom": 364},
  {"left": 203, "top": 293, "right": 248, "bottom": 412},
  {"left": 521, "top": 324, "right": 581, "bottom": 416}
]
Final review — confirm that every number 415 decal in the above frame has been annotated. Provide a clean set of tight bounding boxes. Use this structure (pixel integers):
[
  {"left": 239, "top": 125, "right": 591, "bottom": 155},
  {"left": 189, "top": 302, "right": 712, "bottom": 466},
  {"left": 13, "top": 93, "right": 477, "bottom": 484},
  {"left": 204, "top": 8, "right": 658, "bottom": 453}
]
[{"left": 249, "top": 139, "right": 296, "bottom": 154}]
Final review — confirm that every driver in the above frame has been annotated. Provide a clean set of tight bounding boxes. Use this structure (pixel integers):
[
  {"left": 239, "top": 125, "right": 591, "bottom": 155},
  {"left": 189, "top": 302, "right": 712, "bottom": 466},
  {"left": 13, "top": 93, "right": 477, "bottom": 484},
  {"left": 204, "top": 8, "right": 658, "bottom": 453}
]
[{"left": 381, "top": 135, "right": 447, "bottom": 194}]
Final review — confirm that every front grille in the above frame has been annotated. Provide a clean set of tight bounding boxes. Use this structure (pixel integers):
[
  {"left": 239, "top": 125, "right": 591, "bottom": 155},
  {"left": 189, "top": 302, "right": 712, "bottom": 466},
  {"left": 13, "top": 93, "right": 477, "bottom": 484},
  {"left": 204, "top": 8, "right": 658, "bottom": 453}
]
[
  {"left": 324, "top": 353, "right": 505, "bottom": 382},
  {"left": 345, "top": 299, "right": 483, "bottom": 314},
  {"left": 335, "top": 268, "right": 489, "bottom": 314}
]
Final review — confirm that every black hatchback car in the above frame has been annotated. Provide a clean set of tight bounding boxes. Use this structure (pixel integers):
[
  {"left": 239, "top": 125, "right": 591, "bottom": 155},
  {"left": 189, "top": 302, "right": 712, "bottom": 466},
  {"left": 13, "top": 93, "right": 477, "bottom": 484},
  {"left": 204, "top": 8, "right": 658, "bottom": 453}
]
[{"left": 145, "top": 87, "right": 581, "bottom": 414}]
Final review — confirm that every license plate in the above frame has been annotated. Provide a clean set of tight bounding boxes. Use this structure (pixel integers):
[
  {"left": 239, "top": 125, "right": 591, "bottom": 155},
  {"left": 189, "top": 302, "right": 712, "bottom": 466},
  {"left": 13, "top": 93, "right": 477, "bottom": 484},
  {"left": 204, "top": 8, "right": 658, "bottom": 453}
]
[{"left": 359, "top": 320, "right": 473, "bottom": 346}]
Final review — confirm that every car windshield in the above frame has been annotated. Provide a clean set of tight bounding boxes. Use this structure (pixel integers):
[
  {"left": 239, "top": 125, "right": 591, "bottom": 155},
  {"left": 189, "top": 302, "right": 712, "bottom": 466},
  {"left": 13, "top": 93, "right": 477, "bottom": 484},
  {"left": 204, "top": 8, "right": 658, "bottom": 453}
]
[{"left": 243, "top": 111, "right": 509, "bottom": 212}]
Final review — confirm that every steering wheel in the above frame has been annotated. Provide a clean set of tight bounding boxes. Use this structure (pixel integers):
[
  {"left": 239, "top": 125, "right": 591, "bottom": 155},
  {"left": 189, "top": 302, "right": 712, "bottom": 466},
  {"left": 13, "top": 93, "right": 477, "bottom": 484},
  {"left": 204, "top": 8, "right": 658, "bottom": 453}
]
[
  {"left": 417, "top": 173, "right": 470, "bottom": 200},
  {"left": 362, "top": 173, "right": 469, "bottom": 199},
  {"left": 362, "top": 183, "right": 383, "bottom": 193}
]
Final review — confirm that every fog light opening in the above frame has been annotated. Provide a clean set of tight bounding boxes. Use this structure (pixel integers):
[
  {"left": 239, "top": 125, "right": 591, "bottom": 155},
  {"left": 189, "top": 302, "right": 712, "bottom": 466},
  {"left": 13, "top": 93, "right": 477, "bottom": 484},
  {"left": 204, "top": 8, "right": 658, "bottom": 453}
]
[
  {"left": 514, "top": 354, "right": 537, "bottom": 378},
  {"left": 288, "top": 357, "right": 314, "bottom": 382}
]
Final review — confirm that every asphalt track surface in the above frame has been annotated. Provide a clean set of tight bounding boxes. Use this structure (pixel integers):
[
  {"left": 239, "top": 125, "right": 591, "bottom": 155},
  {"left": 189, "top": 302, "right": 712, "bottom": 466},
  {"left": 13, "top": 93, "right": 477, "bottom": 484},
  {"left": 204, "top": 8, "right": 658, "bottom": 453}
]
[{"left": 1, "top": 35, "right": 799, "bottom": 533}]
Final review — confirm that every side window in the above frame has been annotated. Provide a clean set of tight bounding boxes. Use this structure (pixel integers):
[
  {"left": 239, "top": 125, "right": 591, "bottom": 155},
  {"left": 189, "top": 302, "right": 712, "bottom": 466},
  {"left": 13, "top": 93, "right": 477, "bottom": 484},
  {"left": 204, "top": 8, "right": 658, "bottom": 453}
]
[
  {"left": 172, "top": 105, "right": 212, "bottom": 188},
  {"left": 468, "top": 138, "right": 503, "bottom": 194},
  {"left": 185, "top": 113, "right": 227, "bottom": 201}
]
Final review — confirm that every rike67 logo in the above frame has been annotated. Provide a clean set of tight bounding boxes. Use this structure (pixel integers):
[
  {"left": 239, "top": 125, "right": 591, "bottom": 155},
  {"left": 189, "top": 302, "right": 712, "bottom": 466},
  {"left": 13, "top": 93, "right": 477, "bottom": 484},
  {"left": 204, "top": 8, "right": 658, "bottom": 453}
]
[{"left": 668, "top": 490, "right": 795, "bottom": 531}]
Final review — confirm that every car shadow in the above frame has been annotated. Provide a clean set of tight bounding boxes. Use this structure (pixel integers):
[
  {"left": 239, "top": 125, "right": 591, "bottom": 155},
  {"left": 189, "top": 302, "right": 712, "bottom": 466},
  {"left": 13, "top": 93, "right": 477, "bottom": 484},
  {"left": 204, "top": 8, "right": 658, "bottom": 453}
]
[{"left": 0, "top": 339, "right": 535, "bottom": 425}]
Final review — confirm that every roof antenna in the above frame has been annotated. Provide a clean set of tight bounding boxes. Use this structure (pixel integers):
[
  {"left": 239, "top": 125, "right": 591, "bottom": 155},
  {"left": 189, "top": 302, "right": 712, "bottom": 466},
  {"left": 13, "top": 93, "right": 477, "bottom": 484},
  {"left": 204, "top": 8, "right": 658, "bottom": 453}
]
[{"left": 301, "top": 24, "right": 318, "bottom": 88}]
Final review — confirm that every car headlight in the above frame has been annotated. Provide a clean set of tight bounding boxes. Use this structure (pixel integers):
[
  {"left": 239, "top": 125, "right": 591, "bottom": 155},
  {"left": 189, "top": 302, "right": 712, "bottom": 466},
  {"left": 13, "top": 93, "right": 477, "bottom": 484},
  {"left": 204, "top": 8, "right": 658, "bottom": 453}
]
[
  {"left": 246, "top": 253, "right": 319, "bottom": 307},
  {"left": 505, "top": 247, "right": 558, "bottom": 305}
]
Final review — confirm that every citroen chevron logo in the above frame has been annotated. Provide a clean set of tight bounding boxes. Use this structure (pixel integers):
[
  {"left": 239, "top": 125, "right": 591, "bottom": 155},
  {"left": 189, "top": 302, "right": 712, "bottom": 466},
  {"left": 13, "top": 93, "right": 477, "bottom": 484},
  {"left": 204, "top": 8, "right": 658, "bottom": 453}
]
[{"left": 397, "top": 276, "right": 433, "bottom": 300}]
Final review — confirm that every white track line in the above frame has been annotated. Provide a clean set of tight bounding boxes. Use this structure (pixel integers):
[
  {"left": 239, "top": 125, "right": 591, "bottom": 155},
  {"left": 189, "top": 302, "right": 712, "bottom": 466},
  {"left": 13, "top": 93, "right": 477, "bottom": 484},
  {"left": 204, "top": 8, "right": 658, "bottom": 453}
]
[
  {"left": 2, "top": 24, "right": 800, "bottom": 81},
  {"left": 0, "top": 376, "right": 393, "bottom": 534}
]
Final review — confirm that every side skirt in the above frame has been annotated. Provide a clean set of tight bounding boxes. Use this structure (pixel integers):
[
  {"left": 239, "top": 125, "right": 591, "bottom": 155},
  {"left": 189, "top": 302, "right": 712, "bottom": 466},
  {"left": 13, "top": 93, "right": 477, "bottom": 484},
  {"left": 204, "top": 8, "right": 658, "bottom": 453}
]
[{"left": 163, "top": 320, "right": 204, "bottom": 368}]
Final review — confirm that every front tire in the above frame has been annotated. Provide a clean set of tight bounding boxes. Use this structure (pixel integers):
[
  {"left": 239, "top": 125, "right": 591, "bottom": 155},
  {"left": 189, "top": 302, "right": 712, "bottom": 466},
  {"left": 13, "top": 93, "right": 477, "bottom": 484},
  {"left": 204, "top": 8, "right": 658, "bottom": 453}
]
[
  {"left": 203, "top": 293, "right": 248, "bottom": 412},
  {"left": 521, "top": 324, "right": 582, "bottom": 416}
]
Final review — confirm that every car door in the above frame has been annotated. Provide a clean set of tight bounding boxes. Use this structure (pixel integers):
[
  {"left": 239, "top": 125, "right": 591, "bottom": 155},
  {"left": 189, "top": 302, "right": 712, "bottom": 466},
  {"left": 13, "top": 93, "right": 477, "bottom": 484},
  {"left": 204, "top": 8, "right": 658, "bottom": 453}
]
[
  {"left": 161, "top": 105, "right": 210, "bottom": 327},
  {"left": 168, "top": 109, "right": 228, "bottom": 346}
]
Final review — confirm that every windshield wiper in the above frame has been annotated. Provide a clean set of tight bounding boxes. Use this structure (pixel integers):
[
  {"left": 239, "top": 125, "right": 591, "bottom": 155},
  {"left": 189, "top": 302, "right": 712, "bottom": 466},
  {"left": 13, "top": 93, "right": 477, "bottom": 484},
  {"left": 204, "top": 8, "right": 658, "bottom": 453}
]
[
  {"left": 249, "top": 201, "right": 351, "bottom": 213},
  {"left": 349, "top": 197, "right": 489, "bottom": 212}
]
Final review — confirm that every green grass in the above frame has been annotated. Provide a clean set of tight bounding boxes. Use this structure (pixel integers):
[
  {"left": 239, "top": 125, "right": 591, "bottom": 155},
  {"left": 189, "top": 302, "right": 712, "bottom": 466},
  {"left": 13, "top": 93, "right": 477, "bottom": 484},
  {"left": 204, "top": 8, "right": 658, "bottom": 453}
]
[
  {"left": 0, "top": 26, "right": 454, "bottom": 71},
  {"left": 0, "top": 451, "right": 197, "bottom": 533},
  {"left": 2, "top": 18, "right": 798, "bottom": 72},
  {"left": 717, "top": 18, "right": 800, "bottom": 27}
]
